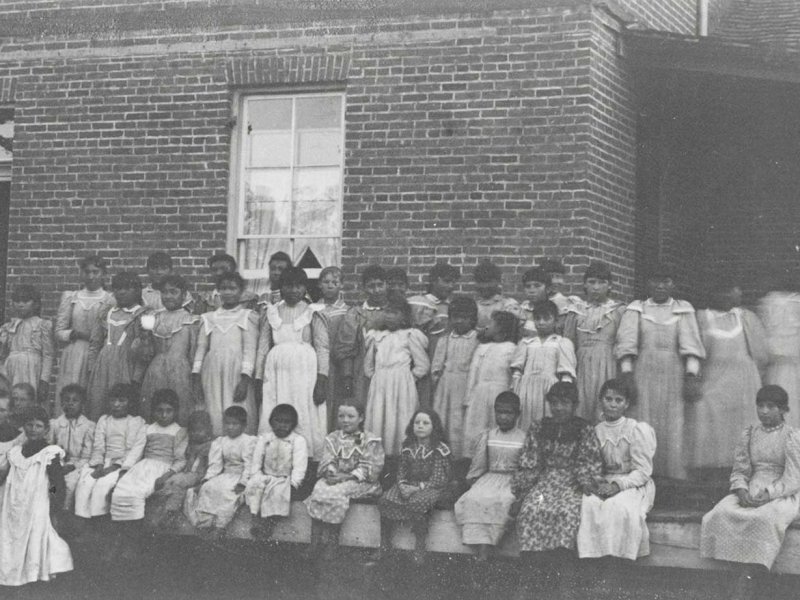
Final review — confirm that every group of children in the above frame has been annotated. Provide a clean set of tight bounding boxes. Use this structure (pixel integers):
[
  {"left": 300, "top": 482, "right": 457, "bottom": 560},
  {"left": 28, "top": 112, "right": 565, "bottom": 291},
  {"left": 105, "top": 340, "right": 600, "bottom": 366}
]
[{"left": 0, "top": 248, "right": 796, "bottom": 588}]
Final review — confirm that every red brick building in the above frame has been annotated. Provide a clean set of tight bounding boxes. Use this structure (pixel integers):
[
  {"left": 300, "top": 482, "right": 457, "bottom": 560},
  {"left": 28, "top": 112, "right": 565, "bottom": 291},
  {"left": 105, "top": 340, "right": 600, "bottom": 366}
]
[{"left": 0, "top": 0, "right": 797, "bottom": 314}]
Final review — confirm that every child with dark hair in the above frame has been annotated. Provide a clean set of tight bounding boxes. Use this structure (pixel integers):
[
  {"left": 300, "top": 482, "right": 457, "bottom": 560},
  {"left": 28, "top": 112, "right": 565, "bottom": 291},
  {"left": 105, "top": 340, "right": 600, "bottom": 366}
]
[
  {"left": 140, "top": 274, "right": 201, "bottom": 425},
  {"left": 142, "top": 252, "right": 193, "bottom": 313},
  {"left": 463, "top": 311, "right": 518, "bottom": 456},
  {"left": 255, "top": 266, "right": 329, "bottom": 460},
  {"left": 146, "top": 410, "right": 213, "bottom": 529},
  {"left": 386, "top": 267, "right": 409, "bottom": 300},
  {"left": 192, "top": 272, "right": 259, "bottom": 435},
  {"left": 472, "top": 261, "right": 523, "bottom": 337},
  {"left": 10, "top": 382, "right": 37, "bottom": 429},
  {"left": 310, "top": 266, "right": 350, "bottom": 431},
  {"left": 0, "top": 284, "right": 54, "bottom": 405},
  {"left": 511, "top": 300, "right": 577, "bottom": 432},
  {"left": 455, "top": 391, "right": 525, "bottom": 561},
  {"left": 55, "top": 255, "right": 114, "bottom": 406},
  {"left": 0, "top": 406, "right": 73, "bottom": 586},
  {"left": 333, "top": 265, "right": 388, "bottom": 405},
  {"left": 74, "top": 383, "right": 146, "bottom": 519},
  {"left": 245, "top": 403, "right": 307, "bottom": 540},
  {"left": 257, "top": 251, "right": 293, "bottom": 307},
  {"left": 431, "top": 296, "right": 479, "bottom": 459},
  {"left": 564, "top": 261, "right": 625, "bottom": 422},
  {"left": 364, "top": 296, "right": 430, "bottom": 456},
  {"left": 520, "top": 267, "right": 551, "bottom": 338},
  {"left": 87, "top": 271, "right": 147, "bottom": 421},
  {"left": 184, "top": 405, "right": 256, "bottom": 534},
  {"left": 49, "top": 384, "right": 95, "bottom": 511},
  {"left": 538, "top": 257, "right": 576, "bottom": 316},
  {"left": 195, "top": 253, "right": 258, "bottom": 314},
  {"left": 305, "top": 402, "right": 385, "bottom": 560},
  {"left": 377, "top": 409, "right": 452, "bottom": 563}
]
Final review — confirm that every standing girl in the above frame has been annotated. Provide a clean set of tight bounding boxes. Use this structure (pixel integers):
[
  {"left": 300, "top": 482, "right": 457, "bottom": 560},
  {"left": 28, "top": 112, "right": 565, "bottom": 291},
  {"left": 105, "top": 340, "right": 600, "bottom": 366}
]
[
  {"left": 462, "top": 311, "right": 518, "bottom": 457},
  {"left": 0, "top": 407, "right": 73, "bottom": 586},
  {"left": 519, "top": 267, "right": 551, "bottom": 338},
  {"left": 192, "top": 272, "right": 259, "bottom": 435},
  {"left": 431, "top": 296, "right": 479, "bottom": 459},
  {"left": 55, "top": 255, "right": 114, "bottom": 405},
  {"left": 378, "top": 409, "right": 452, "bottom": 563},
  {"left": 255, "top": 266, "right": 329, "bottom": 460},
  {"left": 87, "top": 272, "right": 147, "bottom": 421},
  {"left": 615, "top": 265, "right": 705, "bottom": 479},
  {"left": 140, "top": 274, "right": 200, "bottom": 425},
  {"left": 364, "top": 297, "right": 430, "bottom": 457},
  {"left": 564, "top": 261, "right": 625, "bottom": 422},
  {"left": 511, "top": 300, "right": 577, "bottom": 432},
  {"left": 0, "top": 285, "right": 54, "bottom": 405}
]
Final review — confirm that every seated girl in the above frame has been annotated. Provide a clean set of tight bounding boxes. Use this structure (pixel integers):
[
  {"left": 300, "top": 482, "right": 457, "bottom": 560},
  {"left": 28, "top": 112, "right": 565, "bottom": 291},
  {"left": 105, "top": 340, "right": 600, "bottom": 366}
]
[
  {"left": 146, "top": 410, "right": 214, "bottom": 530},
  {"left": 701, "top": 385, "right": 800, "bottom": 600},
  {"left": 245, "top": 404, "right": 308, "bottom": 540},
  {"left": 577, "top": 378, "right": 656, "bottom": 561},
  {"left": 304, "top": 403, "right": 385, "bottom": 560},
  {"left": 74, "top": 383, "right": 146, "bottom": 520},
  {"left": 377, "top": 409, "right": 452, "bottom": 563},
  {"left": 454, "top": 391, "right": 525, "bottom": 561},
  {"left": 0, "top": 407, "right": 73, "bottom": 586},
  {"left": 184, "top": 406, "right": 255, "bottom": 537},
  {"left": 110, "top": 389, "right": 188, "bottom": 555}
]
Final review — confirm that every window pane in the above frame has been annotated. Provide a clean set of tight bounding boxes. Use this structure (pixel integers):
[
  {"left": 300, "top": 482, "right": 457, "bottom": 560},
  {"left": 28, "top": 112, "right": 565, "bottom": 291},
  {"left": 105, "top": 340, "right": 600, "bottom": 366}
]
[
  {"left": 296, "top": 96, "right": 341, "bottom": 129},
  {"left": 250, "top": 131, "right": 292, "bottom": 168},
  {"left": 295, "top": 238, "right": 340, "bottom": 270},
  {"left": 296, "top": 130, "right": 341, "bottom": 166},
  {"left": 248, "top": 98, "right": 292, "bottom": 131},
  {"left": 243, "top": 170, "right": 292, "bottom": 236},
  {"left": 293, "top": 167, "right": 341, "bottom": 202},
  {"left": 293, "top": 167, "right": 341, "bottom": 236}
]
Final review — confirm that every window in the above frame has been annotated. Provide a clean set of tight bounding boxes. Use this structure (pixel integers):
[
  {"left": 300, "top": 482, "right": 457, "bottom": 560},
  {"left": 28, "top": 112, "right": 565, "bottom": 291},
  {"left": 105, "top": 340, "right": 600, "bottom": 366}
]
[{"left": 231, "top": 92, "right": 345, "bottom": 289}]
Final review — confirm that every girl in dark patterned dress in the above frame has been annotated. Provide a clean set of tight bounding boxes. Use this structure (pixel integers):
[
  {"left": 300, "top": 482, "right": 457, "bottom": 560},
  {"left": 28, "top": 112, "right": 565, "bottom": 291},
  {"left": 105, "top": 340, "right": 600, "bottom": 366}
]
[
  {"left": 509, "top": 381, "right": 603, "bottom": 599},
  {"left": 377, "top": 408, "right": 452, "bottom": 563}
]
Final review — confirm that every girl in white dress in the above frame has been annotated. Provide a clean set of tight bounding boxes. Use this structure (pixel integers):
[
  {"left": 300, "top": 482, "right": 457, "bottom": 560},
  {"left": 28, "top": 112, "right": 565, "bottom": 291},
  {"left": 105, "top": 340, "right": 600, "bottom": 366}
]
[{"left": 577, "top": 378, "right": 656, "bottom": 560}]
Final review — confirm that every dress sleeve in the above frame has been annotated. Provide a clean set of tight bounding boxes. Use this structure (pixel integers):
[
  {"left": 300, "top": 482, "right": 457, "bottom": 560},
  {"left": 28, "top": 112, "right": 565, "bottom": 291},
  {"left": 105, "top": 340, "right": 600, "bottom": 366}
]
[
  {"left": 740, "top": 309, "right": 769, "bottom": 374},
  {"left": 238, "top": 435, "right": 257, "bottom": 486},
  {"left": 614, "top": 306, "right": 640, "bottom": 366},
  {"left": 192, "top": 316, "right": 209, "bottom": 374},
  {"left": 241, "top": 311, "right": 259, "bottom": 377},
  {"left": 363, "top": 333, "right": 377, "bottom": 378},
  {"left": 249, "top": 436, "right": 265, "bottom": 479},
  {"left": 87, "top": 307, "right": 110, "bottom": 370},
  {"left": 76, "top": 421, "right": 96, "bottom": 470},
  {"left": 170, "top": 428, "right": 189, "bottom": 472},
  {"left": 562, "top": 311, "right": 578, "bottom": 348},
  {"left": 396, "top": 450, "right": 411, "bottom": 484},
  {"left": 121, "top": 425, "right": 147, "bottom": 470},
  {"left": 465, "top": 430, "right": 489, "bottom": 480},
  {"left": 333, "top": 307, "right": 359, "bottom": 377},
  {"left": 353, "top": 438, "right": 385, "bottom": 484},
  {"left": 55, "top": 292, "right": 74, "bottom": 344},
  {"left": 290, "top": 435, "right": 309, "bottom": 489},
  {"left": 47, "top": 454, "right": 66, "bottom": 513},
  {"left": 427, "top": 447, "right": 452, "bottom": 489},
  {"left": 677, "top": 303, "right": 706, "bottom": 361},
  {"left": 766, "top": 428, "right": 800, "bottom": 499},
  {"left": 187, "top": 320, "right": 200, "bottom": 369},
  {"left": 511, "top": 422, "right": 542, "bottom": 498},
  {"left": 408, "top": 328, "right": 430, "bottom": 380},
  {"left": 729, "top": 426, "right": 753, "bottom": 492},
  {"left": 89, "top": 417, "right": 106, "bottom": 467},
  {"left": 38, "top": 319, "right": 55, "bottom": 382},
  {"left": 409, "top": 298, "right": 435, "bottom": 334},
  {"left": 254, "top": 310, "right": 272, "bottom": 381},
  {"left": 204, "top": 438, "right": 224, "bottom": 481},
  {"left": 509, "top": 341, "right": 527, "bottom": 374},
  {"left": 317, "top": 434, "right": 338, "bottom": 477},
  {"left": 430, "top": 334, "right": 447, "bottom": 382},
  {"left": 574, "top": 423, "right": 604, "bottom": 490},
  {"left": 312, "top": 311, "right": 330, "bottom": 377},
  {"left": 615, "top": 421, "right": 656, "bottom": 490},
  {"left": 555, "top": 337, "right": 577, "bottom": 380}
]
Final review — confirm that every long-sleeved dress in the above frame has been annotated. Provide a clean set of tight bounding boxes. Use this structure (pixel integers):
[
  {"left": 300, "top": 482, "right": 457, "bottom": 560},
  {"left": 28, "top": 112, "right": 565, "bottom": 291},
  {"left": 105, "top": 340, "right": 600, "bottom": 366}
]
[
  {"left": 758, "top": 292, "right": 800, "bottom": 427},
  {"left": 409, "top": 293, "right": 450, "bottom": 408},
  {"left": 0, "top": 316, "right": 54, "bottom": 393},
  {"left": 55, "top": 289, "right": 114, "bottom": 402},
  {"left": 74, "top": 414, "right": 147, "bottom": 518},
  {"left": 454, "top": 426, "right": 525, "bottom": 546},
  {"left": 615, "top": 298, "right": 706, "bottom": 479},
  {"left": 332, "top": 302, "right": 385, "bottom": 406},
  {"left": 431, "top": 330, "right": 479, "bottom": 459},
  {"left": 184, "top": 433, "right": 256, "bottom": 529},
  {"left": 49, "top": 414, "right": 95, "bottom": 511},
  {"left": 378, "top": 441, "right": 452, "bottom": 522},
  {"left": 244, "top": 431, "right": 308, "bottom": 518},
  {"left": 511, "top": 334, "right": 577, "bottom": 432},
  {"left": 255, "top": 301, "right": 329, "bottom": 460},
  {"left": 563, "top": 299, "right": 625, "bottom": 422},
  {"left": 512, "top": 417, "right": 603, "bottom": 552},
  {"left": 701, "top": 423, "right": 800, "bottom": 568},
  {"left": 192, "top": 307, "right": 259, "bottom": 435},
  {"left": 0, "top": 444, "right": 73, "bottom": 586},
  {"left": 140, "top": 309, "right": 200, "bottom": 426},
  {"left": 364, "top": 328, "right": 430, "bottom": 456},
  {"left": 111, "top": 421, "right": 188, "bottom": 521},
  {"left": 87, "top": 305, "right": 146, "bottom": 421},
  {"left": 462, "top": 342, "right": 516, "bottom": 458},
  {"left": 309, "top": 297, "right": 350, "bottom": 432},
  {"left": 577, "top": 417, "right": 657, "bottom": 560},
  {"left": 687, "top": 308, "right": 768, "bottom": 469},
  {"left": 305, "top": 429, "right": 385, "bottom": 524}
]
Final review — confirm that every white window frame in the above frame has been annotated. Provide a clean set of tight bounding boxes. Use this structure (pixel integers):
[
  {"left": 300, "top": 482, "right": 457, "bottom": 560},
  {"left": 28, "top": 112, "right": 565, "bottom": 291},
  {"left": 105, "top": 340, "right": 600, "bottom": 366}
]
[{"left": 227, "top": 89, "right": 345, "bottom": 285}]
